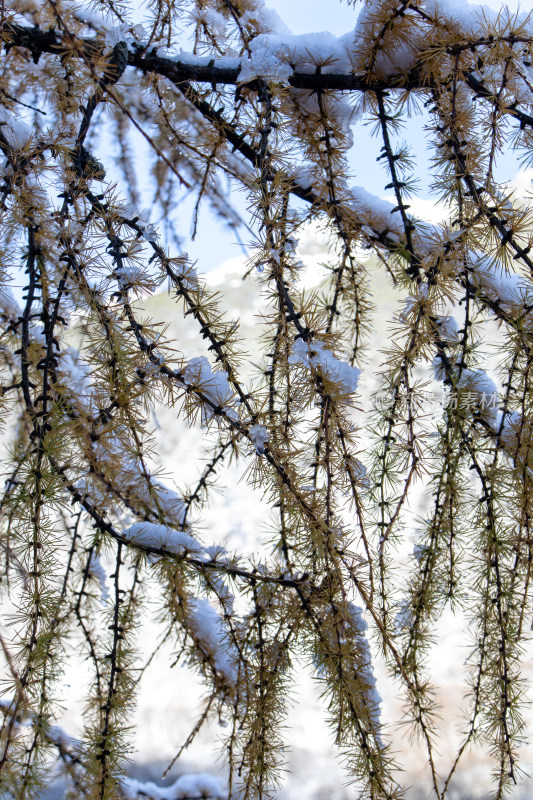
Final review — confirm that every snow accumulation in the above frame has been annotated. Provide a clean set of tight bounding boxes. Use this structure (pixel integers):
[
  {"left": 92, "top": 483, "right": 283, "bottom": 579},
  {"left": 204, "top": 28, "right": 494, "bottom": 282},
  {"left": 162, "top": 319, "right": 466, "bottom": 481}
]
[
  {"left": 81, "top": 0, "right": 533, "bottom": 99},
  {"left": 239, "top": 0, "right": 290, "bottom": 36},
  {"left": 168, "top": 252, "right": 199, "bottom": 291},
  {"left": 113, "top": 261, "right": 149, "bottom": 291},
  {"left": 172, "top": 0, "right": 533, "bottom": 88},
  {"left": 88, "top": 552, "right": 110, "bottom": 605},
  {"left": 398, "top": 285, "right": 429, "bottom": 322},
  {"left": 470, "top": 258, "right": 531, "bottom": 310},
  {"left": 182, "top": 356, "right": 238, "bottom": 424},
  {"left": 288, "top": 338, "right": 361, "bottom": 395},
  {"left": 434, "top": 315, "right": 460, "bottom": 342},
  {"left": 349, "top": 185, "right": 404, "bottom": 241},
  {"left": 347, "top": 604, "right": 383, "bottom": 736},
  {"left": 354, "top": 0, "right": 532, "bottom": 71},
  {"left": 166, "top": 51, "right": 241, "bottom": 71},
  {"left": 122, "top": 772, "right": 227, "bottom": 800},
  {"left": 401, "top": 301, "right": 460, "bottom": 340},
  {"left": 460, "top": 369, "right": 498, "bottom": 400},
  {"left": 293, "top": 168, "right": 411, "bottom": 242},
  {"left": 103, "top": 22, "right": 150, "bottom": 48},
  {"left": 121, "top": 204, "right": 159, "bottom": 244},
  {"left": 238, "top": 30, "right": 360, "bottom": 83},
  {"left": 432, "top": 360, "right": 498, "bottom": 402},
  {"left": 84, "top": 432, "right": 191, "bottom": 528},
  {"left": 188, "top": 597, "right": 237, "bottom": 686},
  {"left": 0, "top": 108, "right": 32, "bottom": 151},
  {"left": 122, "top": 521, "right": 206, "bottom": 557},
  {"left": 144, "top": 481, "right": 188, "bottom": 524},
  {"left": 0, "top": 289, "right": 96, "bottom": 407},
  {"left": 249, "top": 424, "right": 269, "bottom": 455}
]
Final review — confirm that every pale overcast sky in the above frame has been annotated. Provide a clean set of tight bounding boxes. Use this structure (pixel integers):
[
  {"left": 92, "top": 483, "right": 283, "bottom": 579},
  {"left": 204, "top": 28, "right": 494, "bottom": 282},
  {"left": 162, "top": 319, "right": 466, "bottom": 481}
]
[{"left": 267, "top": 0, "right": 524, "bottom": 32}]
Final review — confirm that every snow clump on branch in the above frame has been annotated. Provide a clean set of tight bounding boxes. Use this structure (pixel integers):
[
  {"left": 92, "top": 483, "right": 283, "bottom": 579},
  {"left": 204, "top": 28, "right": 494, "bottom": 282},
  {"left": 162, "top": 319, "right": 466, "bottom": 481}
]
[
  {"left": 348, "top": 604, "right": 383, "bottom": 734},
  {"left": 188, "top": 597, "right": 238, "bottom": 686},
  {"left": 88, "top": 553, "right": 110, "bottom": 605},
  {"left": 182, "top": 356, "right": 238, "bottom": 424},
  {"left": 249, "top": 424, "right": 269, "bottom": 455},
  {"left": 238, "top": 30, "right": 357, "bottom": 84},
  {"left": 0, "top": 108, "right": 32, "bottom": 151},
  {"left": 122, "top": 772, "right": 227, "bottom": 800},
  {"left": 122, "top": 522, "right": 206, "bottom": 557},
  {"left": 288, "top": 338, "right": 361, "bottom": 395}
]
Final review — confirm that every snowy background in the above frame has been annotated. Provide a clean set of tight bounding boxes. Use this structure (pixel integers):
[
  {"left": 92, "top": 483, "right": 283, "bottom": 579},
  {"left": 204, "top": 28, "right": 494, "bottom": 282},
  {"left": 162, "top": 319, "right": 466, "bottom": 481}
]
[{"left": 41, "top": 223, "right": 533, "bottom": 799}]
